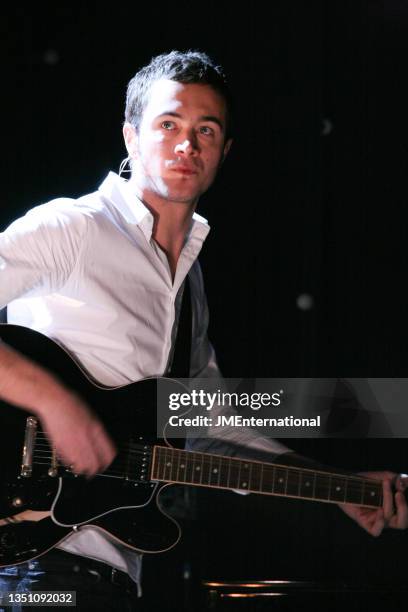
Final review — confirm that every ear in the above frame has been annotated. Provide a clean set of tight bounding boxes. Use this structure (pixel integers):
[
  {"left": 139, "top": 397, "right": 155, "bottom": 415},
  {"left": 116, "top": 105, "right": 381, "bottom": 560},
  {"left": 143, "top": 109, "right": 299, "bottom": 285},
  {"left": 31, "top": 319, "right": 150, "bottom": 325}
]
[
  {"left": 221, "top": 138, "right": 233, "bottom": 163},
  {"left": 123, "top": 122, "right": 139, "bottom": 159}
]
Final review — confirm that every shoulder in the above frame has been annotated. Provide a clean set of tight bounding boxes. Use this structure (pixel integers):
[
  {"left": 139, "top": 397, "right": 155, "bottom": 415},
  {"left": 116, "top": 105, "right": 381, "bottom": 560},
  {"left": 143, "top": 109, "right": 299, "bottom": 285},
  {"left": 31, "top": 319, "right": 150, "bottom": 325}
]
[{"left": 7, "top": 189, "right": 110, "bottom": 238}]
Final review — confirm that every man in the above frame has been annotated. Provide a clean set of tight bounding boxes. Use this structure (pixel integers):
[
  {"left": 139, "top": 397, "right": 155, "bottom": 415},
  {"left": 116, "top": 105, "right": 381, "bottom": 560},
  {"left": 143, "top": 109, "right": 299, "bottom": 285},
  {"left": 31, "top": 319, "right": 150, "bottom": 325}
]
[{"left": 0, "top": 50, "right": 407, "bottom": 609}]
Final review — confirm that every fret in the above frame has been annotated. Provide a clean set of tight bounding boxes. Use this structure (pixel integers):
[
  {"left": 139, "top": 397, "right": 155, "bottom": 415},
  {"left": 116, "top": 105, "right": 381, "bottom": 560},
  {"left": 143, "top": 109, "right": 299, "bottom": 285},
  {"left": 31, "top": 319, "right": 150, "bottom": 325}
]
[
  {"left": 199, "top": 453, "right": 204, "bottom": 485},
  {"left": 238, "top": 462, "right": 251, "bottom": 491},
  {"left": 177, "top": 451, "right": 188, "bottom": 483},
  {"left": 344, "top": 476, "right": 367, "bottom": 505},
  {"left": 227, "top": 457, "right": 232, "bottom": 488},
  {"left": 248, "top": 462, "right": 262, "bottom": 492},
  {"left": 154, "top": 446, "right": 165, "bottom": 481},
  {"left": 219, "top": 456, "right": 231, "bottom": 488},
  {"left": 362, "top": 481, "right": 382, "bottom": 507},
  {"left": 156, "top": 447, "right": 164, "bottom": 480},
  {"left": 169, "top": 448, "right": 180, "bottom": 482},
  {"left": 185, "top": 451, "right": 195, "bottom": 484},
  {"left": 169, "top": 448, "right": 179, "bottom": 482},
  {"left": 208, "top": 453, "right": 214, "bottom": 485},
  {"left": 216, "top": 455, "right": 223, "bottom": 487},
  {"left": 200, "top": 452, "right": 212, "bottom": 486},
  {"left": 191, "top": 453, "right": 204, "bottom": 485},
  {"left": 227, "top": 458, "right": 241, "bottom": 490},
  {"left": 164, "top": 447, "right": 174, "bottom": 481},
  {"left": 259, "top": 464, "right": 274, "bottom": 493},
  {"left": 329, "top": 476, "right": 348, "bottom": 503},
  {"left": 273, "top": 467, "right": 288, "bottom": 495},
  {"left": 237, "top": 459, "right": 242, "bottom": 489},
  {"left": 285, "top": 468, "right": 301, "bottom": 497},
  {"left": 169, "top": 449, "right": 179, "bottom": 482},
  {"left": 209, "top": 455, "right": 222, "bottom": 487},
  {"left": 247, "top": 462, "right": 253, "bottom": 491},
  {"left": 299, "top": 471, "right": 316, "bottom": 500},
  {"left": 176, "top": 449, "right": 183, "bottom": 483},
  {"left": 314, "top": 473, "right": 331, "bottom": 501},
  {"left": 271, "top": 464, "right": 277, "bottom": 493}
]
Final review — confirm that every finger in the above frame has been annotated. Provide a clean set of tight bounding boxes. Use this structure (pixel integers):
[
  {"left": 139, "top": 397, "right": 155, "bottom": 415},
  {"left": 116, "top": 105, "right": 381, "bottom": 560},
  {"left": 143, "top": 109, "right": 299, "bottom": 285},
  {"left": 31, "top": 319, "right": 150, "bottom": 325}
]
[
  {"left": 359, "top": 471, "right": 395, "bottom": 481},
  {"left": 92, "top": 445, "right": 113, "bottom": 474},
  {"left": 367, "top": 509, "right": 385, "bottom": 537},
  {"left": 382, "top": 479, "right": 395, "bottom": 523},
  {"left": 390, "top": 491, "right": 408, "bottom": 529}
]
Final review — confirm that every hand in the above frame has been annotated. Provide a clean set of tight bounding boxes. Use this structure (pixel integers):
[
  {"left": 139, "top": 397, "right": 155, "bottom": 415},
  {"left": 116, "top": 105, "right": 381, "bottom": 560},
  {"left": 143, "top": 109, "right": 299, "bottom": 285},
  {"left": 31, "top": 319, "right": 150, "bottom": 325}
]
[
  {"left": 339, "top": 471, "right": 408, "bottom": 536},
  {"left": 0, "top": 342, "right": 116, "bottom": 476},
  {"left": 37, "top": 392, "right": 117, "bottom": 477}
]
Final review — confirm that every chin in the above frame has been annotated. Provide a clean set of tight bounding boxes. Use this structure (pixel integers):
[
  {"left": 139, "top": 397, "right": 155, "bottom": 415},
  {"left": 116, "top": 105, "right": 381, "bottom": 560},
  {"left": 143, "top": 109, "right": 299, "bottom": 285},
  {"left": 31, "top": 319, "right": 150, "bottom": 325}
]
[
  {"left": 164, "top": 192, "right": 198, "bottom": 204},
  {"left": 161, "top": 184, "right": 202, "bottom": 203}
]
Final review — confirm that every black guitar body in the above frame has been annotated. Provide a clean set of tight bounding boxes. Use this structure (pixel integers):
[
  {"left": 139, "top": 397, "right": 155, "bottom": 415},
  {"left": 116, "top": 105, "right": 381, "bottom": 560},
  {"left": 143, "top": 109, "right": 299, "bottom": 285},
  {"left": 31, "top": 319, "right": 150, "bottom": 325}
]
[
  {"left": 0, "top": 325, "right": 184, "bottom": 566},
  {"left": 1, "top": 325, "right": 388, "bottom": 568}
]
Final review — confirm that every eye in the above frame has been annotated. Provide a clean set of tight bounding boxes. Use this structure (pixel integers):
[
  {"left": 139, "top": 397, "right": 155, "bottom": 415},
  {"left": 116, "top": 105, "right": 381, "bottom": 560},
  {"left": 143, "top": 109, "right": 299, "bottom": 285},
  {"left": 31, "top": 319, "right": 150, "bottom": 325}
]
[
  {"left": 161, "top": 120, "right": 175, "bottom": 130},
  {"left": 199, "top": 126, "right": 214, "bottom": 136}
]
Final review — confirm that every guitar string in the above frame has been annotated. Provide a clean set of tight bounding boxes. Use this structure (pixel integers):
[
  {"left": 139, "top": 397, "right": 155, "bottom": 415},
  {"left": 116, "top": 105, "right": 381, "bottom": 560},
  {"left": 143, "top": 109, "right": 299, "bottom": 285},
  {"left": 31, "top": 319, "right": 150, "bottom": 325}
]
[
  {"left": 30, "top": 456, "right": 382, "bottom": 497},
  {"left": 153, "top": 451, "right": 383, "bottom": 500},
  {"left": 31, "top": 442, "right": 384, "bottom": 498},
  {"left": 29, "top": 424, "right": 386, "bottom": 505},
  {"left": 28, "top": 462, "right": 382, "bottom": 506},
  {"left": 31, "top": 437, "right": 386, "bottom": 488},
  {"left": 29, "top": 457, "right": 382, "bottom": 490},
  {"left": 32, "top": 447, "right": 381, "bottom": 482},
  {"left": 32, "top": 437, "right": 382, "bottom": 491},
  {"left": 33, "top": 442, "right": 383, "bottom": 491},
  {"left": 31, "top": 443, "right": 383, "bottom": 490}
]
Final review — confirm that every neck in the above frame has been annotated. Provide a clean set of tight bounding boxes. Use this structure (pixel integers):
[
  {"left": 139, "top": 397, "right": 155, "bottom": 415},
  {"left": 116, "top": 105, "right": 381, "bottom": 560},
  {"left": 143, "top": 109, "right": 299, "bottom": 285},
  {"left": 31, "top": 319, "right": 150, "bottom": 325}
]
[{"left": 128, "top": 176, "right": 197, "bottom": 280}]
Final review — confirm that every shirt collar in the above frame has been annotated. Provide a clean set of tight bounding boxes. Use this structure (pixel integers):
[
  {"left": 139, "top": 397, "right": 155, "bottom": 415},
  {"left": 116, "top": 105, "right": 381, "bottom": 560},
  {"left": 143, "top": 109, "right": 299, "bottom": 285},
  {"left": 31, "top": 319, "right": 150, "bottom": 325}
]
[{"left": 98, "top": 171, "right": 210, "bottom": 244}]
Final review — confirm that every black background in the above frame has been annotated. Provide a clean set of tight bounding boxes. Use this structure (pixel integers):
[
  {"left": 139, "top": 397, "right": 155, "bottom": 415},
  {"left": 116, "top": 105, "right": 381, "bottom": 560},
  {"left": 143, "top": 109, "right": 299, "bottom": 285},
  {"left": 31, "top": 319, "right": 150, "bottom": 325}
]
[{"left": 2, "top": 2, "right": 408, "bottom": 609}]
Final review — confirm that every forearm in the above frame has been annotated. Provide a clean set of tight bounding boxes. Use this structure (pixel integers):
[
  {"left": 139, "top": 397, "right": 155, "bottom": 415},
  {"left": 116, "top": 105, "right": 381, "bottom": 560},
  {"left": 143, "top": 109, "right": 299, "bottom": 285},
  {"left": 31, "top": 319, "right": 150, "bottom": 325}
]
[{"left": 0, "top": 341, "right": 75, "bottom": 417}]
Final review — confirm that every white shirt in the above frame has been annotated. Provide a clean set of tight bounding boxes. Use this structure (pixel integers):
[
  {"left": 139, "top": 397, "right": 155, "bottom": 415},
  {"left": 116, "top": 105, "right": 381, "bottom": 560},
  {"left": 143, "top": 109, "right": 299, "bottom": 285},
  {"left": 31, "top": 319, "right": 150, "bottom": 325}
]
[
  {"left": 1, "top": 172, "right": 217, "bottom": 385},
  {"left": 0, "top": 172, "right": 289, "bottom": 587}
]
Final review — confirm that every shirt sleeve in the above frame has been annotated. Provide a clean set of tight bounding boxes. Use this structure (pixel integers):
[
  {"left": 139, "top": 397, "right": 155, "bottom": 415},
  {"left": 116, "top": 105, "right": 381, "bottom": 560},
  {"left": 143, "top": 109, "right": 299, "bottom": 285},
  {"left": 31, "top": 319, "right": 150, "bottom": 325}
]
[
  {"left": 187, "top": 261, "right": 292, "bottom": 462},
  {"left": 0, "top": 199, "right": 88, "bottom": 308}
]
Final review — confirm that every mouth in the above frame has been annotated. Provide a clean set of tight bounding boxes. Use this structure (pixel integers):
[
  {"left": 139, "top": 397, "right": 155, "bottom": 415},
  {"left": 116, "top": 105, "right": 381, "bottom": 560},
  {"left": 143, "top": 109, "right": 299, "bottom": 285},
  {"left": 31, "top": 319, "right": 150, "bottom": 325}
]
[
  {"left": 168, "top": 163, "right": 198, "bottom": 176},
  {"left": 170, "top": 168, "right": 197, "bottom": 176}
]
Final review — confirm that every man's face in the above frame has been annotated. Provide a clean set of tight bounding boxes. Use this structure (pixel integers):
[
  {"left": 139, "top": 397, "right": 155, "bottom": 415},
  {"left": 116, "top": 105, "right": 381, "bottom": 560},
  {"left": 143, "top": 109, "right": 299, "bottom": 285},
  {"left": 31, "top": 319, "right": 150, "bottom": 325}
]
[{"left": 125, "top": 79, "right": 232, "bottom": 206}]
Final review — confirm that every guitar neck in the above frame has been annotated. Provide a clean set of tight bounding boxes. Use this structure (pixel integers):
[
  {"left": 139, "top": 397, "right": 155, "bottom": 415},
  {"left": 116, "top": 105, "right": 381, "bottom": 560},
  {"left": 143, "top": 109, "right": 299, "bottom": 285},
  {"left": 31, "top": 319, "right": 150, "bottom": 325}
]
[{"left": 151, "top": 446, "right": 383, "bottom": 508}]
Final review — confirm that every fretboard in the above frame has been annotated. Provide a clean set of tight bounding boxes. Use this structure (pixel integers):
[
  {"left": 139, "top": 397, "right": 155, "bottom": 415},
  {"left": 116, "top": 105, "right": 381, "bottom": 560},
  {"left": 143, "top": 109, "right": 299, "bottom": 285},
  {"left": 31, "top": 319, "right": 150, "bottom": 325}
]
[{"left": 151, "top": 446, "right": 383, "bottom": 508}]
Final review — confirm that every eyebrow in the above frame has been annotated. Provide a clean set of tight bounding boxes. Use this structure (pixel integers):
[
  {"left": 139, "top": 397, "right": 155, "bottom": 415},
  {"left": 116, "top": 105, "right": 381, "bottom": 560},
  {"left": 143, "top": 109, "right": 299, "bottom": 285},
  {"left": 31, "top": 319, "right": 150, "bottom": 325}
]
[{"left": 156, "top": 111, "right": 224, "bottom": 132}]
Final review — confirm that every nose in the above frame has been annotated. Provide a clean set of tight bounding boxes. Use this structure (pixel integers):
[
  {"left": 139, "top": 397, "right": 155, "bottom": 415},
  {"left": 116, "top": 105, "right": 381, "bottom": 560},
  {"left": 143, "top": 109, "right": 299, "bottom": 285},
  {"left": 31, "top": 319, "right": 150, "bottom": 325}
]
[{"left": 174, "top": 132, "right": 199, "bottom": 156}]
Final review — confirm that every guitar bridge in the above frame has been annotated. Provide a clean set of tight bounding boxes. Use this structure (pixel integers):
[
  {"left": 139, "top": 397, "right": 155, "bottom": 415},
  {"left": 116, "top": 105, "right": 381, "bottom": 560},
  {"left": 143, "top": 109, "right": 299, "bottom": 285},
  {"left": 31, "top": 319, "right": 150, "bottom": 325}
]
[{"left": 21, "top": 416, "right": 38, "bottom": 477}]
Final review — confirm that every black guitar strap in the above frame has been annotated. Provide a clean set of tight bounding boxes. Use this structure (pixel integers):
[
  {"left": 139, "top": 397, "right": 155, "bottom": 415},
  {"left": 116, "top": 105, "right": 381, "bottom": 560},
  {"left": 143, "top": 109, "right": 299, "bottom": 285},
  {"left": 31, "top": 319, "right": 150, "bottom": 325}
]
[
  {"left": 167, "top": 276, "right": 192, "bottom": 378},
  {"left": 0, "top": 306, "right": 7, "bottom": 323}
]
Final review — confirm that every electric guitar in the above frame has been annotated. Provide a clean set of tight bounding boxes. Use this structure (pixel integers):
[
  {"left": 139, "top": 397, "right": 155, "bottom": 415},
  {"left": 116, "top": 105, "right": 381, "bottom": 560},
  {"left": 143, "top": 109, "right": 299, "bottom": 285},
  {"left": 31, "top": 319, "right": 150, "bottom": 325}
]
[{"left": 0, "top": 325, "right": 386, "bottom": 567}]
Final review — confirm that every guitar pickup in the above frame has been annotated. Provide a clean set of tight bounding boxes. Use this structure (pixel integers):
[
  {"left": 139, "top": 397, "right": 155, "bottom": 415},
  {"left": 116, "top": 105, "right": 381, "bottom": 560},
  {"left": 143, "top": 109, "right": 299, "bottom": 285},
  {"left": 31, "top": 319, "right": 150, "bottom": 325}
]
[{"left": 21, "top": 417, "right": 38, "bottom": 477}]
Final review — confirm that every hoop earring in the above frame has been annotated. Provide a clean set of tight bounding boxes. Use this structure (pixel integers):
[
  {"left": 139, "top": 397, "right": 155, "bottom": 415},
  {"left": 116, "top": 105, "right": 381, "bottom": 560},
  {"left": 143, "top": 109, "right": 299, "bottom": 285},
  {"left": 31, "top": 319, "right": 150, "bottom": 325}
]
[{"left": 118, "top": 156, "right": 132, "bottom": 178}]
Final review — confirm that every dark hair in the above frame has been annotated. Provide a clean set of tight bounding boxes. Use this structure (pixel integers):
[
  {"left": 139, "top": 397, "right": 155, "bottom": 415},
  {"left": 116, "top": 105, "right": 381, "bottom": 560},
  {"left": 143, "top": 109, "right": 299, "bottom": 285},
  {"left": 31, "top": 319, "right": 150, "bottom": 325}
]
[{"left": 125, "top": 50, "right": 233, "bottom": 140}]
